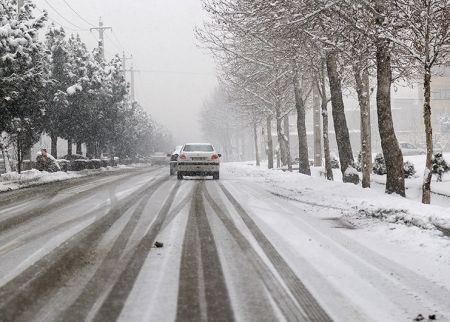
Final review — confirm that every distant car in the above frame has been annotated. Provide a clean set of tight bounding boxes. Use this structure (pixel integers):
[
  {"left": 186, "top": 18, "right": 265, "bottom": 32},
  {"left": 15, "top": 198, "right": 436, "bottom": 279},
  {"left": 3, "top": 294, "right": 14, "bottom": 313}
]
[
  {"left": 169, "top": 146, "right": 182, "bottom": 176},
  {"left": 61, "top": 154, "right": 87, "bottom": 161},
  {"left": 399, "top": 142, "right": 426, "bottom": 156},
  {"left": 417, "top": 142, "right": 444, "bottom": 154},
  {"left": 176, "top": 143, "right": 221, "bottom": 180},
  {"left": 100, "top": 153, "right": 119, "bottom": 161},
  {"left": 150, "top": 152, "right": 169, "bottom": 165}
]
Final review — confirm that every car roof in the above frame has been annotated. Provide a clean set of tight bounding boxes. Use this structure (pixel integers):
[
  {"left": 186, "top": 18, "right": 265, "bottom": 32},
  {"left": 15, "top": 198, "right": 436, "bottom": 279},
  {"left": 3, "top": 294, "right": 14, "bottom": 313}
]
[{"left": 184, "top": 142, "right": 212, "bottom": 145}]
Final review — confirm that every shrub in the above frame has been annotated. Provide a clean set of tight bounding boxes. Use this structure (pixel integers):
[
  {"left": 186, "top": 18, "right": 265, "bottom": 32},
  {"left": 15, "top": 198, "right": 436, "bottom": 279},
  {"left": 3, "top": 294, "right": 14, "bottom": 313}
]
[
  {"left": 330, "top": 156, "right": 340, "bottom": 169},
  {"left": 58, "top": 160, "right": 70, "bottom": 172},
  {"left": 91, "top": 159, "right": 102, "bottom": 169},
  {"left": 344, "top": 166, "right": 360, "bottom": 184},
  {"left": 403, "top": 161, "right": 416, "bottom": 178},
  {"left": 372, "top": 153, "right": 387, "bottom": 175},
  {"left": 432, "top": 153, "right": 449, "bottom": 182}
]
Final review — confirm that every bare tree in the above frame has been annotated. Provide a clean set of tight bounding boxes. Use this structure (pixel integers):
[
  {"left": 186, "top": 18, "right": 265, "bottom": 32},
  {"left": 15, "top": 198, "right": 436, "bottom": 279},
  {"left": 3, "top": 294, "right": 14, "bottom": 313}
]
[{"left": 390, "top": 0, "right": 450, "bottom": 203}]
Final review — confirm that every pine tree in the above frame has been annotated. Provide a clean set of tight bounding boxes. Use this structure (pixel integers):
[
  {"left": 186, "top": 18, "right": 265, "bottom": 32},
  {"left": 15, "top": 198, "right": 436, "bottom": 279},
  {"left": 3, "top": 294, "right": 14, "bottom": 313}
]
[
  {"left": 0, "top": 0, "right": 47, "bottom": 172},
  {"left": 43, "top": 25, "right": 71, "bottom": 158}
]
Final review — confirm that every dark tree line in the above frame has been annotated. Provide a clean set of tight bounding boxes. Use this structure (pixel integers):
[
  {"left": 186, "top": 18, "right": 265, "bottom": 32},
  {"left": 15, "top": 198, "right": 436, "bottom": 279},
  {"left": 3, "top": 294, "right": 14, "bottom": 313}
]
[{"left": 0, "top": 0, "right": 169, "bottom": 172}]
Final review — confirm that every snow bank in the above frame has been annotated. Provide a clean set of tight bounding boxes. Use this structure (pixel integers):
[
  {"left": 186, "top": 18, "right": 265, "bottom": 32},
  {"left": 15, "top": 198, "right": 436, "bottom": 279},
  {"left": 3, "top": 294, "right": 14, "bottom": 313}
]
[
  {"left": 0, "top": 165, "right": 135, "bottom": 193},
  {"left": 223, "top": 162, "right": 450, "bottom": 231},
  {"left": 0, "top": 169, "right": 80, "bottom": 192}
]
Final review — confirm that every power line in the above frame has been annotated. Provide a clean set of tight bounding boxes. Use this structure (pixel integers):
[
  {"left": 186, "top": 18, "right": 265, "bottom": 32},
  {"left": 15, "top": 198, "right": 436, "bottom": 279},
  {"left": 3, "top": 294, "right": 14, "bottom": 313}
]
[
  {"left": 60, "top": 0, "right": 96, "bottom": 27},
  {"left": 35, "top": 7, "right": 83, "bottom": 33},
  {"left": 60, "top": 0, "right": 128, "bottom": 59},
  {"left": 40, "top": 1, "right": 127, "bottom": 59},
  {"left": 105, "top": 33, "right": 123, "bottom": 52},
  {"left": 111, "top": 31, "right": 125, "bottom": 49},
  {"left": 42, "top": 0, "right": 86, "bottom": 31}
]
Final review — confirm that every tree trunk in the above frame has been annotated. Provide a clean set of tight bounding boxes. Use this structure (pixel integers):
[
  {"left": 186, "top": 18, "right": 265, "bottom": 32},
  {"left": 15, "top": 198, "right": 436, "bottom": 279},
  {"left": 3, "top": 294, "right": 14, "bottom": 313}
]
[
  {"left": 375, "top": 1, "right": 405, "bottom": 196},
  {"left": 266, "top": 116, "right": 274, "bottom": 169},
  {"left": 293, "top": 73, "right": 311, "bottom": 175},
  {"left": 1, "top": 145, "right": 12, "bottom": 173},
  {"left": 86, "top": 141, "right": 94, "bottom": 159},
  {"left": 253, "top": 123, "right": 260, "bottom": 166},
  {"left": 67, "top": 138, "right": 73, "bottom": 157},
  {"left": 326, "top": 51, "right": 358, "bottom": 184},
  {"left": 319, "top": 61, "right": 333, "bottom": 181},
  {"left": 76, "top": 141, "right": 82, "bottom": 155},
  {"left": 422, "top": 65, "right": 433, "bottom": 204},
  {"left": 321, "top": 97, "right": 333, "bottom": 181},
  {"left": 276, "top": 111, "right": 285, "bottom": 166},
  {"left": 313, "top": 83, "right": 322, "bottom": 166},
  {"left": 275, "top": 104, "right": 289, "bottom": 168},
  {"left": 50, "top": 133, "right": 58, "bottom": 159},
  {"left": 94, "top": 142, "right": 100, "bottom": 159},
  {"left": 1, "top": 146, "right": 6, "bottom": 173},
  {"left": 283, "top": 114, "right": 292, "bottom": 171},
  {"left": 353, "top": 63, "right": 372, "bottom": 188},
  {"left": 17, "top": 136, "right": 21, "bottom": 174}
]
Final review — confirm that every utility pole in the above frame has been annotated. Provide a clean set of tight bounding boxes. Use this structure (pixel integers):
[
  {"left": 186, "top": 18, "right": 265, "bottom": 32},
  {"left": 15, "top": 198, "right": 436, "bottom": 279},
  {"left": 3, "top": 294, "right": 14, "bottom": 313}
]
[
  {"left": 90, "top": 18, "right": 112, "bottom": 60},
  {"left": 128, "top": 63, "right": 136, "bottom": 102},
  {"left": 125, "top": 56, "right": 139, "bottom": 103},
  {"left": 122, "top": 51, "right": 132, "bottom": 78}
]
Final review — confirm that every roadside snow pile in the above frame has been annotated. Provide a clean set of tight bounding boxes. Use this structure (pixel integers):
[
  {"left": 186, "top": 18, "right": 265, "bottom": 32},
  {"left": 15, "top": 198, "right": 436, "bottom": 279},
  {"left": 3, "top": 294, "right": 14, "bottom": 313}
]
[
  {"left": 223, "top": 162, "right": 450, "bottom": 232},
  {"left": 0, "top": 169, "right": 81, "bottom": 192},
  {"left": 349, "top": 208, "right": 435, "bottom": 230},
  {"left": 0, "top": 166, "right": 133, "bottom": 192}
]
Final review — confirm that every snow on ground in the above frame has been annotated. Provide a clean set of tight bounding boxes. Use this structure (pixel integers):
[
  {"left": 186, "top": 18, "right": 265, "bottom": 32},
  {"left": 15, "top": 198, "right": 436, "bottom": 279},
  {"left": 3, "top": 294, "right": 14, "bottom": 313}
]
[
  {"left": 222, "top": 163, "right": 450, "bottom": 321},
  {"left": 0, "top": 165, "right": 141, "bottom": 193},
  {"left": 222, "top": 161, "right": 450, "bottom": 232},
  {"left": 310, "top": 153, "right": 450, "bottom": 200}
]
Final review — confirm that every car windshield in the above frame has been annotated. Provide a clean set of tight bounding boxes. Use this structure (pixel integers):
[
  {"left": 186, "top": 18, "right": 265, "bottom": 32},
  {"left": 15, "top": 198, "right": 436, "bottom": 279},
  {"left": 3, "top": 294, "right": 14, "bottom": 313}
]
[{"left": 183, "top": 144, "right": 214, "bottom": 152}]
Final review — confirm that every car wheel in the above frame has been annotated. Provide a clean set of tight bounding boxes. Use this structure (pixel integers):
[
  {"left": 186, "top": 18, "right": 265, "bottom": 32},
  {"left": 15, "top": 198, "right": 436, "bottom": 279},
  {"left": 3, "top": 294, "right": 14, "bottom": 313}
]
[
  {"left": 177, "top": 173, "right": 183, "bottom": 180},
  {"left": 213, "top": 172, "right": 219, "bottom": 180}
]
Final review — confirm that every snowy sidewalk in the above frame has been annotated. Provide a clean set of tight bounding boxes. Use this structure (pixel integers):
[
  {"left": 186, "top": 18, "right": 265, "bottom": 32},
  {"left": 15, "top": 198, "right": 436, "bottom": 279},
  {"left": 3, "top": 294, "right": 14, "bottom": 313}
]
[{"left": 222, "top": 162, "right": 450, "bottom": 232}]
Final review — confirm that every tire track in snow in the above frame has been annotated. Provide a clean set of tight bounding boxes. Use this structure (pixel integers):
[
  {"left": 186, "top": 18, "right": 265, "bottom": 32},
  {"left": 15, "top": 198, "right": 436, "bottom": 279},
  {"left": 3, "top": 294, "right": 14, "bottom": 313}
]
[
  {"left": 0, "top": 166, "right": 151, "bottom": 208},
  {"left": 175, "top": 182, "right": 235, "bottom": 322},
  {"left": 218, "top": 182, "right": 333, "bottom": 322},
  {"left": 91, "top": 180, "right": 182, "bottom": 322},
  {"left": 235, "top": 180, "right": 450, "bottom": 320},
  {"left": 0, "top": 175, "right": 168, "bottom": 322},
  {"left": 0, "top": 167, "right": 161, "bottom": 234},
  {"left": 0, "top": 177, "right": 149, "bottom": 257},
  {"left": 55, "top": 179, "right": 170, "bottom": 322},
  {"left": 203, "top": 185, "right": 307, "bottom": 322}
]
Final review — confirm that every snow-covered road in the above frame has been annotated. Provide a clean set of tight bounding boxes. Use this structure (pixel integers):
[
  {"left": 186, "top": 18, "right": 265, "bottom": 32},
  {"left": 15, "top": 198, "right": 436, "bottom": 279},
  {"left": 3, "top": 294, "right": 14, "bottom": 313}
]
[{"left": 0, "top": 164, "right": 449, "bottom": 322}]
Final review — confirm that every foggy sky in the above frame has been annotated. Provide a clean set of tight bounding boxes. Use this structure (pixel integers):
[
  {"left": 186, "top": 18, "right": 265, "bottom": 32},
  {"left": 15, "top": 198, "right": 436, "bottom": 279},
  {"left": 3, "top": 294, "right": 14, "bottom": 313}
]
[{"left": 34, "top": 0, "right": 217, "bottom": 145}]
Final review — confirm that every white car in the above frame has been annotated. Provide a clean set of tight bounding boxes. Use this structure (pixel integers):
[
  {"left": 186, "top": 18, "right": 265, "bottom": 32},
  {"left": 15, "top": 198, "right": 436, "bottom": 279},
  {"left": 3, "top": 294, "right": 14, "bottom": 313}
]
[
  {"left": 176, "top": 143, "right": 221, "bottom": 180},
  {"left": 399, "top": 142, "right": 426, "bottom": 156}
]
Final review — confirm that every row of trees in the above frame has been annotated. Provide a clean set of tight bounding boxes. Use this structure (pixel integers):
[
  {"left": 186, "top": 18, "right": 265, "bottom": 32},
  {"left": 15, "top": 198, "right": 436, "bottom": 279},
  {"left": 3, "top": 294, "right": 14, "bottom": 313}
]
[
  {"left": 0, "top": 0, "right": 170, "bottom": 172},
  {"left": 198, "top": 0, "right": 450, "bottom": 204}
]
